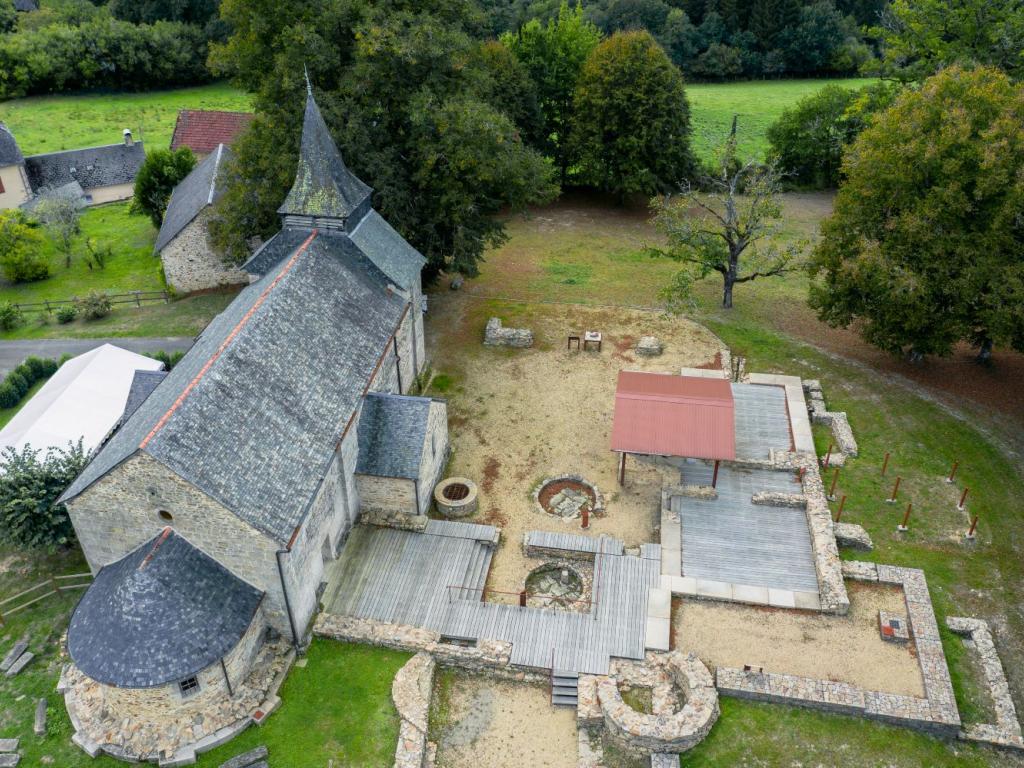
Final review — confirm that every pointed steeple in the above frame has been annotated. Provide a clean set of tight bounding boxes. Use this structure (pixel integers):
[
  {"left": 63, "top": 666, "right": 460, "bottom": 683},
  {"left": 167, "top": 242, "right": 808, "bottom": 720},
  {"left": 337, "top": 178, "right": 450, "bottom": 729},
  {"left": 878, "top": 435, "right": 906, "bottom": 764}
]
[{"left": 278, "top": 84, "right": 372, "bottom": 229}]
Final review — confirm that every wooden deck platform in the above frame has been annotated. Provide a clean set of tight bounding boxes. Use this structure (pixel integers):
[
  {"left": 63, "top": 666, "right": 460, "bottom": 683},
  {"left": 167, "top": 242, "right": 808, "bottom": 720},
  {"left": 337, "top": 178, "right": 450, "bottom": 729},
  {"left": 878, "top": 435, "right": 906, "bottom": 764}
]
[{"left": 324, "top": 522, "right": 660, "bottom": 675}]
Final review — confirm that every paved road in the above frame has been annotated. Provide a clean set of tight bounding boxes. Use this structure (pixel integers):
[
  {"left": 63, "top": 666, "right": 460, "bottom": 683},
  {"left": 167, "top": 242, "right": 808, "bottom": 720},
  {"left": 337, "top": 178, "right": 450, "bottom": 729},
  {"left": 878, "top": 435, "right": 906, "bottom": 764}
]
[{"left": 0, "top": 337, "right": 195, "bottom": 375}]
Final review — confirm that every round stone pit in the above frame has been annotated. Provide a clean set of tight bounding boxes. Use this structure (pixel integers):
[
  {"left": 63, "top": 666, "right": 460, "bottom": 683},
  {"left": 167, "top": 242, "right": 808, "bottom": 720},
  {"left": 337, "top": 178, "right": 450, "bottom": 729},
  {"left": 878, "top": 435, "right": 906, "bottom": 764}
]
[
  {"left": 533, "top": 474, "right": 604, "bottom": 521},
  {"left": 524, "top": 561, "right": 592, "bottom": 612}
]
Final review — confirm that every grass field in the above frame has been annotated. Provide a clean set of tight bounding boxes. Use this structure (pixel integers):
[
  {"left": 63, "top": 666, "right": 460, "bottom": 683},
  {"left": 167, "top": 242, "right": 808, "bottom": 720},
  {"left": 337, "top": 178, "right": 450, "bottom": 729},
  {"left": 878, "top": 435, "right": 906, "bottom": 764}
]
[
  {"left": 686, "top": 77, "right": 877, "bottom": 161},
  {"left": 0, "top": 78, "right": 869, "bottom": 162},
  {"left": 0, "top": 83, "right": 252, "bottom": 156}
]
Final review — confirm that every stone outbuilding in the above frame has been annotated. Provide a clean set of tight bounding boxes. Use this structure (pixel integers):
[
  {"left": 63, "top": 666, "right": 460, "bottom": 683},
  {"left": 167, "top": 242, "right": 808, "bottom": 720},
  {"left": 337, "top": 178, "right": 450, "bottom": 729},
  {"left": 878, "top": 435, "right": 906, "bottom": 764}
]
[
  {"left": 58, "top": 82, "right": 440, "bottom": 759},
  {"left": 156, "top": 144, "right": 248, "bottom": 294},
  {"left": 355, "top": 392, "right": 449, "bottom": 518}
]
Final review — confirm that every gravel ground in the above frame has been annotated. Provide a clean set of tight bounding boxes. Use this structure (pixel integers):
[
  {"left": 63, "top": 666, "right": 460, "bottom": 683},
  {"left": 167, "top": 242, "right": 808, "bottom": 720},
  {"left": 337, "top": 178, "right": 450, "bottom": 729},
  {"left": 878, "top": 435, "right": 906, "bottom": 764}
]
[{"left": 674, "top": 581, "right": 926, "bottom": 696}]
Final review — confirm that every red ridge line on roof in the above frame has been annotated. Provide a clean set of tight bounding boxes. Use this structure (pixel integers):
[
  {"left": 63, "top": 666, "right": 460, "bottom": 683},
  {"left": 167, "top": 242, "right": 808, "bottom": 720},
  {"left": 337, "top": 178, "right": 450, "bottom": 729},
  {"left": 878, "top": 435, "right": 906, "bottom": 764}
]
[
  {"left": 140, "top": 527, "right": 173, "bottom": 570},
  {"left": 139, "top": 229, "right": 319, "bottom": 449}
]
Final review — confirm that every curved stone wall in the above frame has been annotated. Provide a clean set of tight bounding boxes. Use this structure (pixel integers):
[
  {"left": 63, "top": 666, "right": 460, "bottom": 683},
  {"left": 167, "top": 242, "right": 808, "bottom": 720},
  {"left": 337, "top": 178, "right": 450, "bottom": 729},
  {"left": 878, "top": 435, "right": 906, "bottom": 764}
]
[{"left": 598, "top": 651, "right": 718, "bottom": 754}]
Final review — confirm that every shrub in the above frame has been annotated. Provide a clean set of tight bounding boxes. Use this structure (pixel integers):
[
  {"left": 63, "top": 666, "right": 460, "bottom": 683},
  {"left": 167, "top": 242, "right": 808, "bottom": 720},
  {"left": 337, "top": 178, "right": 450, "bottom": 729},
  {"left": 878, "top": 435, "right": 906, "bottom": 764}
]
[
  {"left": 146, "top": 349, "right": 186, "bottom": 370},
  {"left": 22, "top": 356, "right": 47, "bottom": 381},
  {"left": 6, "top": 372, "right": 28, "bottom": 398},
  {"left": 0, "top": 210, "right": 47, "bottom": 283},
  {"left": 40, "top": 358, "right": 59, "bottom": 377},
  {"left": 55, "top": 305, "right": 78, "bottom": 324},
  {"left": 0, "top": 383, "right": 18, "bottom": 409},
  {"left": 75, "top": 291, "right": 112, "bottom": 320},
  {"left": 0, "top": 302, "right": 23, "bottom": 331},
  {"left": 0, "top": 442, "right": 88, "bottom": 550}
]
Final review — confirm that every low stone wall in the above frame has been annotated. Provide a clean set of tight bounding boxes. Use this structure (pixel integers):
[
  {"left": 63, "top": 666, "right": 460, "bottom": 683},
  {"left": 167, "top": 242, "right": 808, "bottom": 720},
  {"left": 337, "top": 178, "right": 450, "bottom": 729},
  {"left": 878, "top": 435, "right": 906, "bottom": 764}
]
[
  {"left": 834, "top": 522, "right": 873, "bottom": 551},
  {"left": 803, "top": 379, "right": 859, "bottom": 459},
  {"left": 483, "top": 318, "right": 533, "bottom": 348},
  {"left": 946, "top": 617, "right": 1024, "bottom": 752},
  {"left": 597, "top": 651, "right": 718, "bottom": 755},
  {"left": 314, "top": 614, "right": 544, "bottom": 682},
  {"left": 392, "top": 652, "right": 437, "bottom": 768},
  {"left": 792, "top": 451, "right": 849, "bottom": 615},
  {"left": 750, "top": 491, "right": 807, "bottom": 508},
  {"left": 727, "top": 560, "right": 960, "bottom": 737},
  {"left": 664, "top": 484, "right": 717, "bottom": 502},
  {"left": 361, "top": 509, "right": 429, "bottom": 532}
]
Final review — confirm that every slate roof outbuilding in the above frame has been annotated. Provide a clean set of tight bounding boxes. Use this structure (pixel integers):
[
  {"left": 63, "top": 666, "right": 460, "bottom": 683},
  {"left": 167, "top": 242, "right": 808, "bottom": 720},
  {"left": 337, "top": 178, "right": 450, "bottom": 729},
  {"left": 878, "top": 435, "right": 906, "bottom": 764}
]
[
  {"left": 0, "top": 123, "right": 22, "bottom": 166},
  {"left": 24, "top": 141, "right": 145, "bottom": 193},
  {"left": 356, "top": 393, "right": 431, "bottom": 480},
  {"left": 155, "top": 144, "right": 230, "bottom": 252},
  {"left": 13, "top": 0, "right": 37, "bottom": 11},
  {"left": 170, "top": 110, "right": 254, "bottom": 156},
  {"left": 67, "top": 528, "right": 264, "bottom": 688}
]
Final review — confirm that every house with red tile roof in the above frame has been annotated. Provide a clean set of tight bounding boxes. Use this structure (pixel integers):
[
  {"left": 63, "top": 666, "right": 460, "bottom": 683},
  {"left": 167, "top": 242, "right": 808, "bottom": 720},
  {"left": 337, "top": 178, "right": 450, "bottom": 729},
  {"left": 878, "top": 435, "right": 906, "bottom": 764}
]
[{"left": 169, "top": 110, "right": 254, "bottom": 159}]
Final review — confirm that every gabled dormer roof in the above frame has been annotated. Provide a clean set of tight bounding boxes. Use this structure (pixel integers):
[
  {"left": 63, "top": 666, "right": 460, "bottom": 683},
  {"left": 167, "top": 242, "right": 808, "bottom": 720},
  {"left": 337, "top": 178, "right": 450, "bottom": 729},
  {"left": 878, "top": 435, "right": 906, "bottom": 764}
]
[{"left": 277, "top": 90, "right": 372, "bottom": 225}]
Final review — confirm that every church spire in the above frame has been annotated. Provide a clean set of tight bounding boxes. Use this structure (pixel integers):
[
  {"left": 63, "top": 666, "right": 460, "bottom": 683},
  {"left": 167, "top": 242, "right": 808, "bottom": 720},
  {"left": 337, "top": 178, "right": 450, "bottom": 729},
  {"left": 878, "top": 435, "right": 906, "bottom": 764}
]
[{"left": 278, "top": 78, "right": 372, "bottom": 230}]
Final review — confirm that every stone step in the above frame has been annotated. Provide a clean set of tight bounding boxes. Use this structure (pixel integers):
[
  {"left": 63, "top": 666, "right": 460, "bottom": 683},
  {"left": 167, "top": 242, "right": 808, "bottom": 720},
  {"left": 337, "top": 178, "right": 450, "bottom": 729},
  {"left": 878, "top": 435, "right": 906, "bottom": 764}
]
[
  {"left": 218, "top": 745, "right": 268, "bottom": 768},
  {"left": 0, "top": 739, "right": 18, "bottom": 752},
  {"left": 552, "top": 677, "right": 578, "bottom": 690},
  {"left": 4, "top": 652, "right": 32, "bottom": 678},
  {"left": 0, "top": 639, "right": 27, "bottom": 672},
  {"left": 552, "top": 669, "right": 579, "bottom": 680},
  {"left": 551, "top": 693, "right": 578, "bottom": 707}
]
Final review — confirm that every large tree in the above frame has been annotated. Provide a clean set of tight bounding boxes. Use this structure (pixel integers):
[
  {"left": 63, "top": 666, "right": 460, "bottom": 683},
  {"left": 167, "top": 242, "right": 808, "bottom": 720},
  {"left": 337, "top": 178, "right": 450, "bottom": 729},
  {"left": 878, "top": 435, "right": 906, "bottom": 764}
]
[
  {"left": 876, "top": 0, "right": 1024, "bottom": 80},
  {"left": 570, "top": 30, "right": 695, "bottom": 199},
  {"left": 502, "top": 1, "right": 602, "bottom": 179},
  {"left": 809, "top": 67, "right": 1024, "bottom": 363},
  {"left": 650, "top": 132, "right": 801, "bottom": 309},
  {"left": 209, "top": 0, "right": 557, "bottom": 277},
  {"left": 131, "top": 147, "right": 196, "bottom": 228}
]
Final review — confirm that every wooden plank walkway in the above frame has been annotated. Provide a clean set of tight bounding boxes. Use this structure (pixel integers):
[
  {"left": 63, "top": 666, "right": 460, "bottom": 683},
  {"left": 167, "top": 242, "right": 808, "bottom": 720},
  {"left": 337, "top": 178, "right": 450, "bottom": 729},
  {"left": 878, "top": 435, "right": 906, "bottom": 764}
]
[
  {"left": 523, "top": 530, "right": 625, "bottom": 556},
  {"left": 732, "top": 383, "right": 793, "bottom": 460},
  {"left": 324, "top": 522, "right": 659, "bottom": 675}
]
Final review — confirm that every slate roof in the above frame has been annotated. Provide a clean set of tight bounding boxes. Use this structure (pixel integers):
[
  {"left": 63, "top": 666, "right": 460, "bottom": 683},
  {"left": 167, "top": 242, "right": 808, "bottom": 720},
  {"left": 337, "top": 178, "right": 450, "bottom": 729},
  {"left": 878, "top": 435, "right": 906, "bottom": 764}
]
[
  {"left": 19, "top": 180, "right": 87, "bottom": 213},
  {"left": 24, "top": 141, "right": 145, "bottom": 193},
  {"left": 61, "top": 230, "right": 407, "bottom": 543},
  {"left": 155, "top": 144, "right": 230, "bottom": 252},
  {"left": 13, "top": 0, "right": 37, "bottom": 12},
  {"left": 349, "top": 210, "right": 425, "bottom": 291},
  {"left": 356, "top": 393, "right": 431, "bottom": 480},
  {"left": 240, "top": 227, "right": 313, "bottom": 276},
  {"left": 121, "top": 369, "right": 168, "bottom": 423},
  {"left": 67, "top": 528, "right": 263, "bottom": 688},
  {"left": 170, "top": 110, "right": 253, "bottom": 155},
  {"left": 0, "top": 123, "right": 22, "bottom": 166},
  {"left": 278, "top": 91, "right": 372, "bottom": 220}
]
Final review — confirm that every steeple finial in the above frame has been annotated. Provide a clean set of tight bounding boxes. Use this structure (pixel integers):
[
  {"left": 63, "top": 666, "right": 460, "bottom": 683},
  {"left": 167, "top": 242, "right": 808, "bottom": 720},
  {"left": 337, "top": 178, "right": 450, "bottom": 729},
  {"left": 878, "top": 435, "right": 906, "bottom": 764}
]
[{"left": 304, "top": 65, "right": 312, "bottom": 97}]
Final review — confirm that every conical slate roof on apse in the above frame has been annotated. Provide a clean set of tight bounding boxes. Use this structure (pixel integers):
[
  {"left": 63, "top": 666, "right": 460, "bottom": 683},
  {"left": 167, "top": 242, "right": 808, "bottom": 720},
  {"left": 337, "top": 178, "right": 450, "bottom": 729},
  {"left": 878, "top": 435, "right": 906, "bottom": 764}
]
[{"left": 277, "top": 90, "right": 372, "bottom": 220}]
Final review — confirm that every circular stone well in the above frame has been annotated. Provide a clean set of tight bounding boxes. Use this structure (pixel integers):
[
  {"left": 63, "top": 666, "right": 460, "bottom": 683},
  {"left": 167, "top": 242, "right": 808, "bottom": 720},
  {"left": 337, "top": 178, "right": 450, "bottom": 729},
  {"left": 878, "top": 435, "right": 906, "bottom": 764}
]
[
  {"left": 434, "top": 477, "right": 479, "bottom": 518},
  {"left": 533, "top": 475, "right": 604, "bottom": 520},
  {"left": 524, "top": 561, "right": 591, "bottom": 611}
]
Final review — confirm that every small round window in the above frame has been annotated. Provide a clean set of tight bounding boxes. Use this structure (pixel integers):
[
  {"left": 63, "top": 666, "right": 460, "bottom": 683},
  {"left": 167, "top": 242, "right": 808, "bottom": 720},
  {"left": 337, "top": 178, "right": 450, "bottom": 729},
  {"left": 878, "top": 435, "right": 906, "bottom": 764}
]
[{"left": 157, "top": 510, "right": 173, "bottom": 523}]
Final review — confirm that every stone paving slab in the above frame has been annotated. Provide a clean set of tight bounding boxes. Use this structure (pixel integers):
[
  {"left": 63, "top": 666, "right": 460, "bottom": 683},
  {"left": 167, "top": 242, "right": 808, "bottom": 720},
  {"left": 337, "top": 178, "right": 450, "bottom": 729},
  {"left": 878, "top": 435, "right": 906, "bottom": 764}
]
[
  {"left": 0, "top": 739, "right": 18, "bottom": 752},
  {"left": 218, "top": 745, "right": 268, "bottom": 768},
  {"left": 4, "top": 652, "right": 32, "bottom": 678},
  {"left": 0, "top": 754, "right": 19, "bottom": 767},
  {"left": 0, "top": 639, "right": 27, "bottom": 672}
]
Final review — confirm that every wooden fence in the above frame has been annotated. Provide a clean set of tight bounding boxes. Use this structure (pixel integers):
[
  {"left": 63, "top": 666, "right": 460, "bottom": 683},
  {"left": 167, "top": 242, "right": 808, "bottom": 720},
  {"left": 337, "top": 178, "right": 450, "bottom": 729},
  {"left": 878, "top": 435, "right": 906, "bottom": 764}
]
[
  {"left": 12, "top": 290, "right": 170, "bottom": 315},
  {"left": 0, "top": 572, "right": 92, "bottom": 626}
]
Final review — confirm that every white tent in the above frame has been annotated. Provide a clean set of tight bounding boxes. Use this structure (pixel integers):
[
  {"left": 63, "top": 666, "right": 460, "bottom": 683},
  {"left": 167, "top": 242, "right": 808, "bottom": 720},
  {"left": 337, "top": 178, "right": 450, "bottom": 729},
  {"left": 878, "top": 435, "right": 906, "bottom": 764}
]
[{"left": 0, "top": 344, "right": 164, "bottom": 457}]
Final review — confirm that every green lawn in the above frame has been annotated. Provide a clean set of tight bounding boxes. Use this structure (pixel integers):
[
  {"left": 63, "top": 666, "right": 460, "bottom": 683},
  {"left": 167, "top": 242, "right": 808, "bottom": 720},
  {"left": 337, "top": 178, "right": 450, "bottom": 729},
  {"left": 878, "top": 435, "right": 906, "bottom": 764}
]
[
  {"left": 686, "top": 77, "right": 877, "bottom": 161},
  {"left": 1, "top": 203, "right": 162, "bottom": 307},
  {"left": 0, "top": 82, "right": 253, "bottom": 156}
]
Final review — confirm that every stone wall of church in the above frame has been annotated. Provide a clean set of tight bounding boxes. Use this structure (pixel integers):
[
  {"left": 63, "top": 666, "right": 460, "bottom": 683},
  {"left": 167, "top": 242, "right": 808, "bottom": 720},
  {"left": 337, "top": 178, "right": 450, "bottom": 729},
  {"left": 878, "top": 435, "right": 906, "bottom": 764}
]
[
  {"left": 417, "top": 399, "right": 449, "bottom": 514},
  {"left": 66, "top": 454, "right": 293, "bottom": 636},
  {"left": 161, "top": 209, "right": 249, "bottom": 294},
  {"left": 356, "top": 474, "right": 418, "bottom": 516}
]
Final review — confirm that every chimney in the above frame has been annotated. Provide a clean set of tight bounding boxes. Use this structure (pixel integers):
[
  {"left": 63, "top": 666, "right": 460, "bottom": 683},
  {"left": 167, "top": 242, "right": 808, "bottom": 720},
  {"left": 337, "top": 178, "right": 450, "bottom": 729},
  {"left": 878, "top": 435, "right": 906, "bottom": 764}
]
[{"left": 123, "top": 129, "right": 133, "bottom": 147}]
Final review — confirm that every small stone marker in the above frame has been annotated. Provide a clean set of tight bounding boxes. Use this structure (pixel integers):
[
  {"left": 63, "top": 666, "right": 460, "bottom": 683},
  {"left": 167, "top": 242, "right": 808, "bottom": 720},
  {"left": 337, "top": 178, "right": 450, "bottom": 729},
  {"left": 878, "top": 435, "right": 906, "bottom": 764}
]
[
  {"left": 0, "top": 739, "right": 18, "bottom": 752},
  {"left": 33, "top": 699, "right": 46, "bottom": 737},
  {"left": 635, "top": 336, "right": 663, "bottom": 357},
  {"left": 0, "top": 638, "right": 28, "bottom": 672},
  {"left": 4, "top": 652, "right": 32, "bottom": 678},
  {"left": 879, "top": 611, "right": 910, "bottom": 644},
  {"left": 218, "top": 744, "right": 268, "bottom": 768}
]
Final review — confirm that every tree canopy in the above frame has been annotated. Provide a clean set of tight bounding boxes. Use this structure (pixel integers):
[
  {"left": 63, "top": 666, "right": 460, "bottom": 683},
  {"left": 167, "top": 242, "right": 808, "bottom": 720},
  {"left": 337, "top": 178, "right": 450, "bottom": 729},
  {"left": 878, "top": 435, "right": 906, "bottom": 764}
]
[
  {"left": 809, "top": 67, "right": 1024, "bottom": 362},
  {"left": 209, "top": 0, "right": 557, "bottom": 278},
  {"left": 570, "top": 30, "right": 695, "bottom": 199},
  {"left": 0, "top": 441, "right": 87, "bottom": 551},
  {"left": 876, "top": 0, "right": 1024, "bottom": 81},
  {"left": 131, "top": 147, "right": 197, "bottom": 228}
]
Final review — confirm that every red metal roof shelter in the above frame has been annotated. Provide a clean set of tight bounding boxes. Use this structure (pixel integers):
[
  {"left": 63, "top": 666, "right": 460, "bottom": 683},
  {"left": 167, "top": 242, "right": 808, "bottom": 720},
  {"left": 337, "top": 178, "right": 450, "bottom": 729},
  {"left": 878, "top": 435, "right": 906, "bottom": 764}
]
[{"left": 611, "top": 371, "right": 736, "bottom": 465}]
